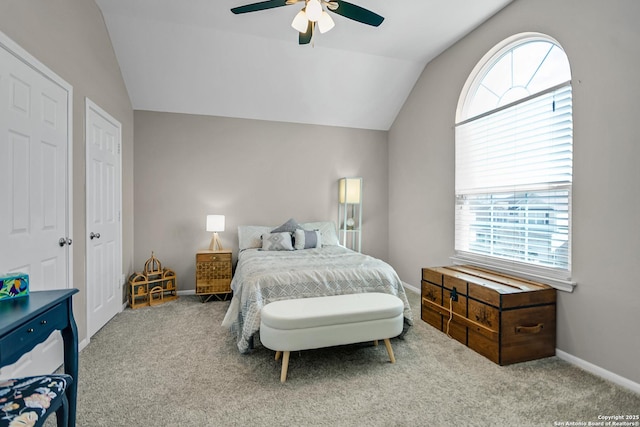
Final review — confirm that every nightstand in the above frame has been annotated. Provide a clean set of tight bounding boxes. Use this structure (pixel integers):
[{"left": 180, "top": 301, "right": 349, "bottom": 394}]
[{"left": 195, "top": 250, "right": 233, "bottom": 302}]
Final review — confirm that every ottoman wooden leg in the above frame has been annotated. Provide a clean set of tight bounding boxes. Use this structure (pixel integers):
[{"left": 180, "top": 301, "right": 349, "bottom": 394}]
[
  {"left": 281, "top": 351, "right": 290, "bottom": 383},
  {"left": 383, "top": 338, "right": 396, "bottom": 364},
  {"left": 275, "top": 351, "right": 281, "bottom": 361}
]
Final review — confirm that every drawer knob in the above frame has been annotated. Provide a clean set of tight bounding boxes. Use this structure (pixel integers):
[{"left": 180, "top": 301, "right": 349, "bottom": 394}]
[
  {"left": 27, "top": 328, "right": 34, "bottom": 333},
  {"left": 41, "top": 320, "right": 47, "bottom": 325}
]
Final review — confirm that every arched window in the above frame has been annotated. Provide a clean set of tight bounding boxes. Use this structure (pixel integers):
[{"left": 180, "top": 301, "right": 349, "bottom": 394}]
[{"left": 454, "top": 33, "right": 573, "bottom": 287}]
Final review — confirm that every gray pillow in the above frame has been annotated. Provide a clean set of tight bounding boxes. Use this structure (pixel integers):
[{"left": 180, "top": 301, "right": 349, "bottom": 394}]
[
  {"left": 271, "top": 218, "right": 301, "bottom": 233},
  {"left": 294, "top": 229, "right": 322, "bottom": 250},
  {"left": 261, "top": 232, "right": 294, "bottom": 251}
]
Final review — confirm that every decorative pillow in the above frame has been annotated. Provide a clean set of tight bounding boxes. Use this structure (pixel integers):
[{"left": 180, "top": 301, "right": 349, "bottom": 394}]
[
  {"left": 300, "top": 221, "right": 339, "bottom": 246},
  {"left": 238, "top": 225, "right": 273, "bottom": 251},
  {"left": 261, "top": 232, "right": 294, "bottom": 251},
  {"left": 294, "top": 229, "right": 322, "bottom": 250},
  {"left": 271, "top": 218, "right": 301, "bottom": 233}
]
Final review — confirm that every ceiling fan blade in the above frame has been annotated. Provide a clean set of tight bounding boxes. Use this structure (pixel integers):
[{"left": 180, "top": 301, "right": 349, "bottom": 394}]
[
  {"left": 299, "top": 21, "right": 313, "bottom": 45},
  {"left": 231, "top": 0, "right": 290, "bottom": 14},
  {"left": 329, "top": 0, "right": 384, "bottom": 27}
]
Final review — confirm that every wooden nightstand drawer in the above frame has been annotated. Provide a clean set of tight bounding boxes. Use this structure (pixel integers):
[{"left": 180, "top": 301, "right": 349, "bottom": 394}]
[
  {"left": 196, "top": 263, "right": 232, "bottom": 281},
  {"left": 196, "top": 252, "right": 231, "bottom": 263}
]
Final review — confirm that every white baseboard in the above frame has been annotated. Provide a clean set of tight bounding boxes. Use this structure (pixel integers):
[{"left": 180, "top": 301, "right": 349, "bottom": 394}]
[
  {"left": 555, "top": 349, "right": 640, "bottom": 395},
  {"left": 402, "top": 282, "right": 420, "bottom": 294},
  {"left": 177, "top": 289, "right": 196, "bottom": 296}
]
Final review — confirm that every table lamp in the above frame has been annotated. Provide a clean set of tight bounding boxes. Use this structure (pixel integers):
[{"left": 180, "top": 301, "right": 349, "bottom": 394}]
[{"left": 206, "top": 214, "right": 225, "bottom": 251}]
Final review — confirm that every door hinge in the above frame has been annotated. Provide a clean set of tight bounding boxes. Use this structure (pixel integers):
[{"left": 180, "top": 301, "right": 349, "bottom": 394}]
[{"left": 117, "top": 143, "right": 121, "bottom": 155}]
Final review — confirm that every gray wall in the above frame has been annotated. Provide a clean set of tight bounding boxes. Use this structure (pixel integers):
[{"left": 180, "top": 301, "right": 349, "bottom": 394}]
[
  {"left": 133, "top": 111, "right": 389, "bottom": 290},
  {"left": 389, "top": 0, "right": 640, "bottom": 384},
  {"left": 0, "top": 1, "right": 134, "bottom": 343}
]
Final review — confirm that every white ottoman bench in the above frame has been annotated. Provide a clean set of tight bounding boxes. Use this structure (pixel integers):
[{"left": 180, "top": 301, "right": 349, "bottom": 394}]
[{"left": 260, "top": 292, "right": 404, "bottom": 382}]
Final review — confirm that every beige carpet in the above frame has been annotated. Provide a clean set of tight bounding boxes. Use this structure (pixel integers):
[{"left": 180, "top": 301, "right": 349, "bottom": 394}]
[{"left": 62, "top": 290, "right": 639, "bottom": 426}]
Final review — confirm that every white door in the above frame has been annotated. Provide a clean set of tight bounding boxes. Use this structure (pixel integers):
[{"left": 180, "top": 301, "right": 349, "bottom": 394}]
[
  {"left": 86, "top": 98, "right": 122, "bottom": 337},
  {"left": 0, "top": 33, "right": 72, "bottom": 379}
]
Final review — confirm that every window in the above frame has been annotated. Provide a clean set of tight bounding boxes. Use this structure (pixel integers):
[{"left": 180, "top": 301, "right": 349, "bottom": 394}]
[{"left": 454, "top": 33, "right": 573, "bottom": 289}]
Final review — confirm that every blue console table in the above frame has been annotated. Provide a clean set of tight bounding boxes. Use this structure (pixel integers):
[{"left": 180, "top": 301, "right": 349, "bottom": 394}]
[{"left": 0, "top": 289, "right": 79, "bottom": 426}]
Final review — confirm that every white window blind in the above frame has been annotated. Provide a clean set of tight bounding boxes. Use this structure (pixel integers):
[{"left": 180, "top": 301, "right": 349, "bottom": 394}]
[{"left": 455, "top": 83, "right": 572, "bottom": 274}]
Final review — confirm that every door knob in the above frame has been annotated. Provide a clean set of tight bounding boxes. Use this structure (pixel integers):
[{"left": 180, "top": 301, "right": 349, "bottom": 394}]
[
  {"left": 59, "top": 237, "right": 72, "bottom": 247},
  {"left": 90, "top": 232, "right": 101, "bottom": 240}
]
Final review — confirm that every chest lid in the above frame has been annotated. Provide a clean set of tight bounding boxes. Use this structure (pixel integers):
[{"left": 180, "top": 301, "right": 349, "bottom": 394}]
[{"left": 423, "top": 265, "right": 556, "bottom": 309}]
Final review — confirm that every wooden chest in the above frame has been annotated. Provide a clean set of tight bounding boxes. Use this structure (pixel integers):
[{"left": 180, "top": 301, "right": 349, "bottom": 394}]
[{"left": 421, "top": 265, "right": 556, "bottom": 365}]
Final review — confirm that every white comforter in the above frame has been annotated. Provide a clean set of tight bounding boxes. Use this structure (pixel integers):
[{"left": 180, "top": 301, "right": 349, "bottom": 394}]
[{"left": 222, "top": 246, "right": 413, "bottom": 353}]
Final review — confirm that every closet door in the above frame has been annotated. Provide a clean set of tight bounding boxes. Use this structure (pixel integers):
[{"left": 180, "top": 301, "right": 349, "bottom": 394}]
[
  {"left": 86, "top": 98, "right": 122, "bottom": 338},
  {"left": 0, "top": 34, "right": 72, "bottom": 379}
]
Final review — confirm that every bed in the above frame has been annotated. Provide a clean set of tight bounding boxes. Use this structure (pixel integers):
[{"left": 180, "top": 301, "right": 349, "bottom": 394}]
[{"left": 221, "top": 220, "right": 414, "bottom": 353}]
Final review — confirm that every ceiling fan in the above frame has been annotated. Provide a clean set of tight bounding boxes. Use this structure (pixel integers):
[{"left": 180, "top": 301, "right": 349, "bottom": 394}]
[{"left": 231, "top": 0, "right": 384, "bottom": 45}]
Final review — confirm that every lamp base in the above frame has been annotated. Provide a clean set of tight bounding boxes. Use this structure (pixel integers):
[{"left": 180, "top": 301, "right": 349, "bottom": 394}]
[{"left": 209, "top": 232, "right": 224, "bottom": 251}]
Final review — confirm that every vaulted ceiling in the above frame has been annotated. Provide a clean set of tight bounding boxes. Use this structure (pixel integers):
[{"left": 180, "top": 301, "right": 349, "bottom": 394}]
[{"left": 96, "top": 0, "right": 512, "bottom": 130}]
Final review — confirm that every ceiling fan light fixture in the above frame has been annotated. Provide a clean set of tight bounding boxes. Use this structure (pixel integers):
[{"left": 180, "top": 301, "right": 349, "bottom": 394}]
[
  {"left": 317, "top": 11, "right": 335, "bottom": 34},
  {"left": 291, "top": 9, "right": 309, "bottom": 33},
  {"left": 305, "top": 0, "right": 323, "bottom": 22},
  {"left": 231, "top": 0, "right": 384, "bottom": 44}
]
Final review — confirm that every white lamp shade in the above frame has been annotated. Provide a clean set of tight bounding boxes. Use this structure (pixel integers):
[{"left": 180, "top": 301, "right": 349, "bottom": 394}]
[
  {"left": 291, "top": 10, "right": 308, "bottom": 33},
  {"left": 339, "top": 178, "right": 362, "bottom": 204},
  {"left": 318, "top": 11, "right": 335, "bottom": 34},
  {"left": 206, "top": 215, "right": 225, "bottom": 232},
  {"left": 305, "top": 0, "right": 322, "bottom": 22}
]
